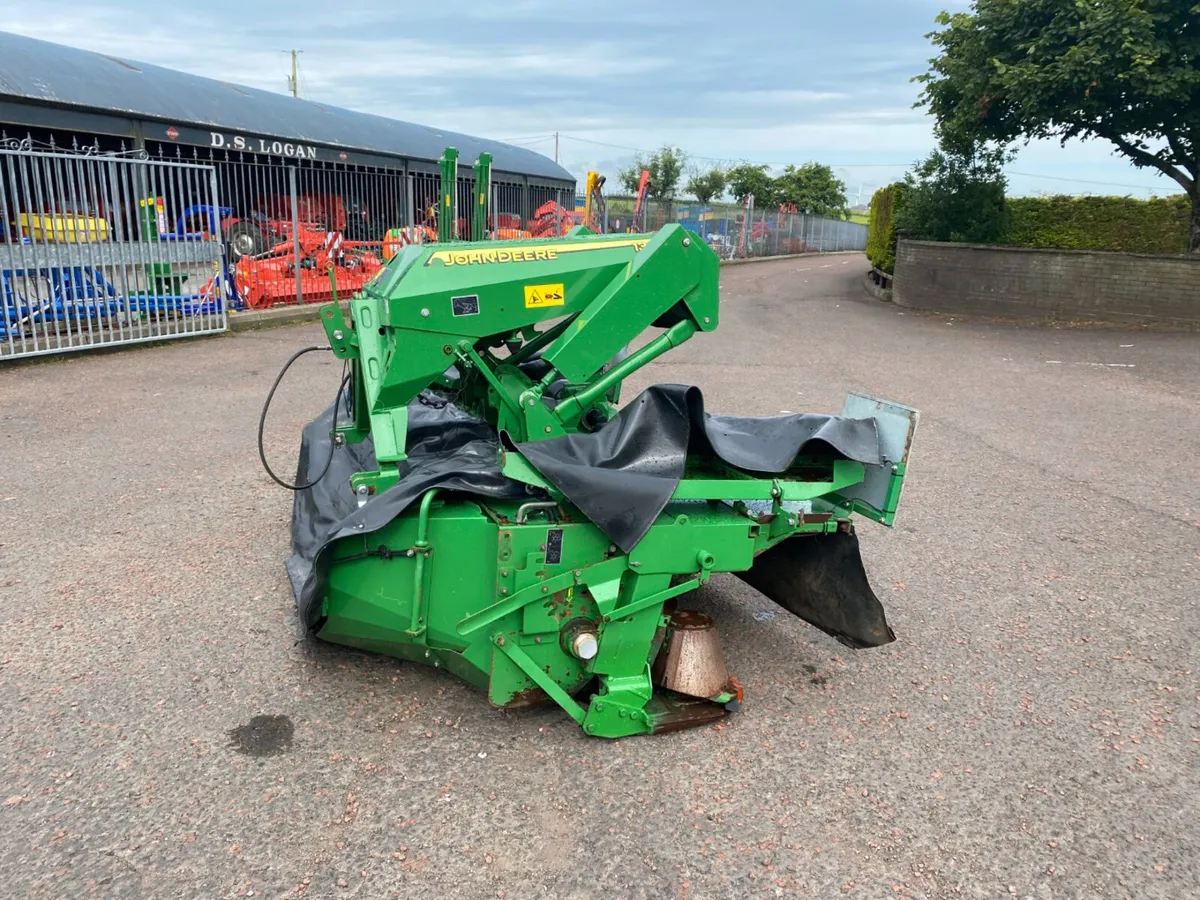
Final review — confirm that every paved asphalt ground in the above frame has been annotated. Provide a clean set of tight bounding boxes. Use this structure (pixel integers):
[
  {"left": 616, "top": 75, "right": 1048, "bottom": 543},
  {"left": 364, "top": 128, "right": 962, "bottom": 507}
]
[{"left": 1, "top": 256, "right": 1197, "bottom": 899}]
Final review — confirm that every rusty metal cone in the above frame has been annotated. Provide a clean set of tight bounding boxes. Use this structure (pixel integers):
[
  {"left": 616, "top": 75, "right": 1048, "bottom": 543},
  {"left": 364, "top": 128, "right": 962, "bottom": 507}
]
[{"left": 651, "top": 610, "right": 731, "bottom": 700}]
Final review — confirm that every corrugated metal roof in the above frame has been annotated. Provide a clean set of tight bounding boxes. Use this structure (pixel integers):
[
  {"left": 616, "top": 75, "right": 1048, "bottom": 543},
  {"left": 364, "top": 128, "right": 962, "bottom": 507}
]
[{"left": 0, "top": 30, "right": 572, "bottom": 182}]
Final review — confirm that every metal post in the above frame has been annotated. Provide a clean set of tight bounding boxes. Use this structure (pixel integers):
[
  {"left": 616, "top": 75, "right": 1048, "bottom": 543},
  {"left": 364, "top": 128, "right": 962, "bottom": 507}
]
[
  {"left": 439, "top": 147, "right": 458, "bottom": 243},
  {"left": 490, "top": 182, "right": 497, "bottom": 240},
  {"left": 472, "top": 153, "right": 492, "bottom": 242},
  {"left": 210, "top": 166, "right": 228, "bottom": 327},
  {"left": 289, "top": 166, "right": 302, "bottom": 305}
]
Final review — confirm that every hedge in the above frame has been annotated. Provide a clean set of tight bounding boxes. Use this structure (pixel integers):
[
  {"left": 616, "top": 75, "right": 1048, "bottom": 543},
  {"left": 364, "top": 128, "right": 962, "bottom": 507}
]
[
  {"left": 866, "top": 183, "right": 907, "bottom": 273},
  {"left": 866, "top": 188, "right": 1190, "bottom": 264},
  {"left": 1001, "top": 195, "right": 1190, "bottom": 255}
]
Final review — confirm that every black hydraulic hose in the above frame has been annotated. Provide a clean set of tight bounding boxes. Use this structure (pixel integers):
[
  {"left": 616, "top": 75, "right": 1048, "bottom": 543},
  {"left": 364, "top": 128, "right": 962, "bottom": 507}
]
[{"left": 258, "top": 344, "right": 347, "bottom": 491}]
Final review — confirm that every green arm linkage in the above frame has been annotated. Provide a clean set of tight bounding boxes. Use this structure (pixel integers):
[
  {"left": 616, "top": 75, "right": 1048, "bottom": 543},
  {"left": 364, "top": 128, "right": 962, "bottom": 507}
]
[{"left": 322, "top": 225, "right": 720, "bottom": 461}]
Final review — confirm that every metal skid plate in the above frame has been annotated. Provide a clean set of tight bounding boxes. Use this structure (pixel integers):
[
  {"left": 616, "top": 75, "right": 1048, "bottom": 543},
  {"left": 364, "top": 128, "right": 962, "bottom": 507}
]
[{"left": 837, "top": 392, "right": 919, "bottom": 524}]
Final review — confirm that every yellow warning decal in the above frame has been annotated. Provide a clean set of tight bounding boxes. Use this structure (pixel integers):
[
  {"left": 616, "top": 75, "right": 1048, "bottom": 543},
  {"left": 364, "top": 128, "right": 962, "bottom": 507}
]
[
  {"left": 426, "top": 238, "right": 649, "bottom": 267},
  {"left": 524, "top": 282, "right": 565, "bottom": 308}
]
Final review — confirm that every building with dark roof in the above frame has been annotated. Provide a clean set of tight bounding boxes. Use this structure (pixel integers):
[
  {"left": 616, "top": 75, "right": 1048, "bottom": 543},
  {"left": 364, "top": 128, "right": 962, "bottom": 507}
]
[{"left": 0, "top": 31, "right": 573, "bottom": 236}]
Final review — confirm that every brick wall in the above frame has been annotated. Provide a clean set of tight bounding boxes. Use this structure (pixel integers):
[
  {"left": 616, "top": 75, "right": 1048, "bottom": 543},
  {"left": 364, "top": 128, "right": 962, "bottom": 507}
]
[{"left": 893, "top": 240, "right": 1200, "bottom": 329}]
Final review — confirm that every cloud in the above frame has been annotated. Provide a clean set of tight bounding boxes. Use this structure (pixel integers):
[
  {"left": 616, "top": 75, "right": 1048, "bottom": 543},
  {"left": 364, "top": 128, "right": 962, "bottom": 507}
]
[
  {"left": 704, "top": 90, "right": 847, "bottom": 106},
  {"left": 0, "top": 0, "right": 1185, "bottom": 198}
]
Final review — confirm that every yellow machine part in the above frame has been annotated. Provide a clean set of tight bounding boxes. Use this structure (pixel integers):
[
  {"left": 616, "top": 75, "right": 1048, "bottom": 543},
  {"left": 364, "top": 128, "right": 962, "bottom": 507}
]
[{"left": 18, "top": 212, "right": 109, "bottom": 243}]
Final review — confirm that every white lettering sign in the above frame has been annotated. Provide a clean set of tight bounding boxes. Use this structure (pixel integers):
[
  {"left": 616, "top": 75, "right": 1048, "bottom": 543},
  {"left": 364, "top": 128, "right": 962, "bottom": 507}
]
[{"left": 209, "top": 132, "right": 318, "bottom": 159}]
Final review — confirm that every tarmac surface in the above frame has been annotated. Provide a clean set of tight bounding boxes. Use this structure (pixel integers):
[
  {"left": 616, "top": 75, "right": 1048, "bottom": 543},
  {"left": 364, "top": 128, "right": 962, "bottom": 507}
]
[{"left": 1, "top": 256, "right": 1197, "bottom": 899}]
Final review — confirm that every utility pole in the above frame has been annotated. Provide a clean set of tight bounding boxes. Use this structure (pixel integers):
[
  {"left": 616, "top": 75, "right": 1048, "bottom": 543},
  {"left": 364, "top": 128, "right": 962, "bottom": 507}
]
[
  {"left": 554, "top": 132, "right": 559, "bottom": 164},
  {"left": 286, "top": 49, "right": 301, "bottom": 98}
]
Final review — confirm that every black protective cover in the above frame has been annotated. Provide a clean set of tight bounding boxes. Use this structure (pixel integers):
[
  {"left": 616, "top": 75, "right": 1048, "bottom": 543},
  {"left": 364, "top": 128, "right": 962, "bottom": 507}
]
[
  {"left": 514, "top": 385, "right": 880, "bottom": 554},
  {"left": 287, "top": 384, "right": 888, "bottom": 639}
]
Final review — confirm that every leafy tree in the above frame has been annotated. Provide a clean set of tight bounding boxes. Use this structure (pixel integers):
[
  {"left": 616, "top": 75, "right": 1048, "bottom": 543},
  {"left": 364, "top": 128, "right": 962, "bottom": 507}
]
[
  {"left": 618, "top": 145, "right": 687, "bottom": 216},
  {"left": 725, "top": 163, "right": 779, "bottom": 207},
  {"left": 894, "top": 146, "right": 1009, "bottom": 244},
  {"left": 685, "top": 167, "right": 727, "bottom": 205},
  {"left": 774, "top": 162, "right": 849, "bottom": 217},
  {"left": 915, "top": 0, "right": 1200, "bottom": 252}
]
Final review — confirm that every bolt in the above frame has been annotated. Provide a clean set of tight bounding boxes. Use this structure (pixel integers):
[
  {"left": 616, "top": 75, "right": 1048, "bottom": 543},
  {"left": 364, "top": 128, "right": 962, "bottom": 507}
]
[
  {"left": 333, "top": 433, "right": 346, "bottom": 447},
  {"left": 703, "top": 316, "right": 711, "bottom": 324},
  {"left": 682, "top": 237, "right": 691, "bottom": 247},
  {"left": 420, "top": 308, "right": 430, "bottom": 318},
  {"left": 424, "top": 650, "right": 431, "bottom": 658},
  {"left": 528, "top": 399, "right": 536, "bottom": 407},
  {"left": 500, "top": 569, "right": 509, "bottom": 577},
  {"left": 544, "top": 425, "right": 552, "bottom": 434},
  {"left": 534, "top": 636, "right": 542, "bottom": 644},
  {"left": 500, "top": 587, "right": 508, "bottom": 596},
  {"left": 595, "top": 701, "right": 605, "bottom": 712},
  {"left": 787, "top": 518, "right": 796, "bottom": 526},
  {"left": 539, "top": 544, "right": 546, "bottom": 552},
  {"left": 571, "top": 632, "right": 598, "bottom": 661},
  {"left": 541, "top": 586, "right": 548, "bottom": 594},
  {"left": 631, "top": 561, "right": 641, "bottom": 568},
  {"left": 496, "top": 636, "right": 505, "bottom": 646},
  {"left": 332, "top": 329, "right": 344, "bottom": 340},
  {"left": 573, "top": 569, "right": 581, "bottom": 578},
  {"left": 585, "top": 724, "right": 595, "bottom": 733},
  {"left": 406, "top": 549, "right": 415, "bottom": 558},
  {"left": 892, "top": 465, "right": 899, "bottom": 474}
]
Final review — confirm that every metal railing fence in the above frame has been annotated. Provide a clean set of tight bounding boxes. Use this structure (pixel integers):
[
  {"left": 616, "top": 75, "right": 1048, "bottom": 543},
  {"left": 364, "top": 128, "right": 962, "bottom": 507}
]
[
  {"left": 600, "top": 196, "right": 868, "bottom": 258},
  {"left": 1, "top": 139, "right": 227, "bottom": 360}
]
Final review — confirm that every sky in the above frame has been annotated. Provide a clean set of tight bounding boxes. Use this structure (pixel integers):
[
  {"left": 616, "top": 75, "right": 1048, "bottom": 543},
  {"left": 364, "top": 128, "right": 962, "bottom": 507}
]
[{"left": 1, "top": 0, "right": 1186, "bottom": 203}]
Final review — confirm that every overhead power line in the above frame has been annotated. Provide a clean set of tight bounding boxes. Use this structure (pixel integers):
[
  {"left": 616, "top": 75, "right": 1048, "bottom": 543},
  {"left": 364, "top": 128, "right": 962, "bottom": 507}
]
[
  {"left": 498, "top": 133, "right": 556, "bottom": 144},
  {"left": 1003, "top": 170, "right": 1171, "bottom": 191},
  {"left": 553, "top": 133, "right": 1176, "bottom": 193},
  {"left": 556, "top": 133, "right": 911, "bottom": 168}
]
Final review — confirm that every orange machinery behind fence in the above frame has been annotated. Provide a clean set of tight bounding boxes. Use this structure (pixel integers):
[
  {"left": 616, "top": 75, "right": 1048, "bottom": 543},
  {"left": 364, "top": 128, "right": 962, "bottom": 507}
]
[
  {"left": 528, "top": 200, "right": 580, "bottom": 238},
  {"left": 231, "top": 225, "right": 383, "bottom": 309},
  {"left": 230, "top": 181, "right": 601, "bottom": 307}
]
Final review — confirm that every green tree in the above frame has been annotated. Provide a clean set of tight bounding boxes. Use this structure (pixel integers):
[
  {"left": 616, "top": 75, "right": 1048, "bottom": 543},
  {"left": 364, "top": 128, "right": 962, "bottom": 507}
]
[
  {"left": 725, "top": 163, "right": 779, "bottom": 207},
  {"left": 774, "top": 162, "right": 849, "bottom": 217},
  {"left": 894, "top": 146, "right": 1009, "bottom": 244},
  {"left": 866, "top": 183, "right": 909, "bottom": 273},
  {"left": 915, "top": 0, "right": 1200, "bottom": 252},
  {"left": 618, "top": 145, "right": 687, "bottom": 217},
  {"left": 685, "top": 167, "right": 727, "bottom": 205}
]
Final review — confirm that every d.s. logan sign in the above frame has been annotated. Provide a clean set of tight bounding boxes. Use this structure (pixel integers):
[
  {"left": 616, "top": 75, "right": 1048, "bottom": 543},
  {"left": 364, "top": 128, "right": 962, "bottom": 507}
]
[{"left": 209, "top": 132, "right": 318, "bottom": 159}]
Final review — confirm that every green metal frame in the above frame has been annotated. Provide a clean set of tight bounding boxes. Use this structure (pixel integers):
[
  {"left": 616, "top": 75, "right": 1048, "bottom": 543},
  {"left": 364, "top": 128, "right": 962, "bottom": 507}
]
[
  {"left": 438, "top": 147, "right": 459, "bottom": 244},
  {"left": 308, "top": 227, "right": 914, "bottom": 739},
  {"left": 471, "top": 153, "right": 492, "bottom": 242},
  {"left": 322, "top": 225, "right": 719, "bottom": 495}
]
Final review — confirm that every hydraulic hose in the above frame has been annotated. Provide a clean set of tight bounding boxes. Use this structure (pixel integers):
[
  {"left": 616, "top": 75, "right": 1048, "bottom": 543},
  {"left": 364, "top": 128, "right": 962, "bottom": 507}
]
[{"left": 257, "top": 344, "right": 347, "bottom": 491}]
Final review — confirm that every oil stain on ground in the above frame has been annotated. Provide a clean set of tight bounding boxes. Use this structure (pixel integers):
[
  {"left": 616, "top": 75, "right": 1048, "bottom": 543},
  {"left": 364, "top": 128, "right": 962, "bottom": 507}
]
[{"left": 228, "top": 714, "right": 294, "bottom": 757}]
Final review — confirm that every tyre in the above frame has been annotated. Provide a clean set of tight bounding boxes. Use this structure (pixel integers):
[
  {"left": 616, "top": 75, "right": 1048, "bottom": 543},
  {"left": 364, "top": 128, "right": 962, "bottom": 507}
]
[{"left": 225, "top": 222, "right": 266, "bottom": 261}]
